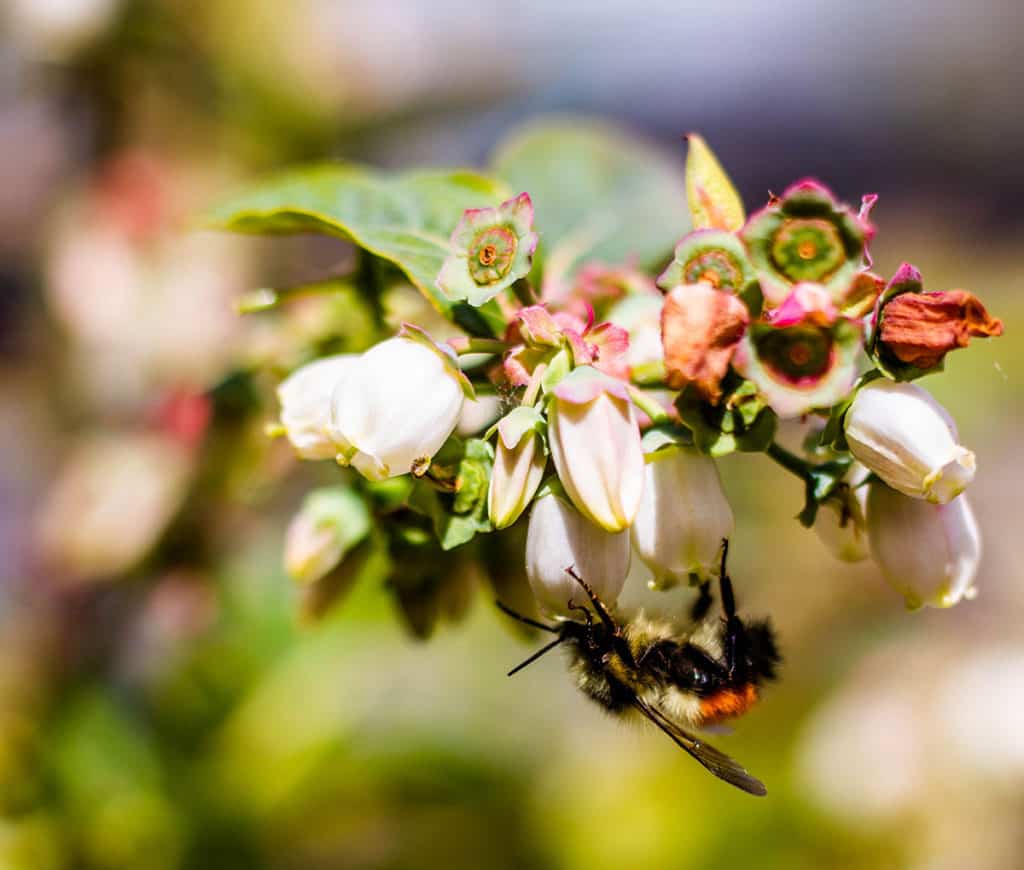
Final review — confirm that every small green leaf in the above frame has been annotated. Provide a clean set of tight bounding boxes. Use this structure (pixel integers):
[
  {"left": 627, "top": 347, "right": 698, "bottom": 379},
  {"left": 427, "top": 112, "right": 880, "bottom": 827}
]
[
  {"left": 207, "top": 164, "right": 512, "bottom": 334},
  {"left": 685, "top": 134, "right": 745, "bottom": 232}
]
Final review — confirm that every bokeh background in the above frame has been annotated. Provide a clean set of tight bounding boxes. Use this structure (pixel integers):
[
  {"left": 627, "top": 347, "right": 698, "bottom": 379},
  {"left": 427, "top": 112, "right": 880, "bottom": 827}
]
[{"left": 2, "top": 1, "right": 1023, "bottom": 868}]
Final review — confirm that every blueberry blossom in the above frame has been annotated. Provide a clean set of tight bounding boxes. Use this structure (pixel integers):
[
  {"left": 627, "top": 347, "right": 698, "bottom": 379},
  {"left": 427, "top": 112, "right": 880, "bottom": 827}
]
[
  {"left": 436, "top": 192, "right": 538, "bottom": 307},
  {"left": 328, "top": 325, "right": 474, "bottom": 481},
  {"left": 867, "top": 482, "right": 980, "bottom": 609},
  {"left": 844, "top": 379, "right": 975, "bottom": 503},
  {"left": 630, "top": 436, "right": 734, "bottom": 589},
  {"left": 732, "top": 283, "right": 861, "bottom": 418},
  {"left": 740, "top": 179, "right": 874, "bottom": 307},
  {"left": 547, "top": 366, "right": 645, "bottom": 532},
  {"left": 277, "top": 354, "right": 358, "bottom": 460},
  {"left": 525, "top": 490, "right": 630, "bottom": 619},
  {"left": 813, "top": 462, "right": 871, "bottom": 562},
  {"left": 487, "top": 406, "right": 547, "bottom": 529},
  {"left": 657, "top": 229, "right": 758, "bottom": 299}
]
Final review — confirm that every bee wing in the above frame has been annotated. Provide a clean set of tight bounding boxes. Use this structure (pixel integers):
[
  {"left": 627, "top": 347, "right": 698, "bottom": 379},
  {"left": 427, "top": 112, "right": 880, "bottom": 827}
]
[{"left": 633, "top": 699, "right": 767, "bottom": 797}]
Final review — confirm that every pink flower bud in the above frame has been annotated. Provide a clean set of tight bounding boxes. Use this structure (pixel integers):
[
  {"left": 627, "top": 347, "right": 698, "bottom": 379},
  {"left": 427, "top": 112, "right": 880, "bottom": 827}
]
[
  {"left": 548, "top": 367, "right": 644, "bottom": 532},
  {"left": 487, "top": 407, "right": 547, "bottom": 529}
]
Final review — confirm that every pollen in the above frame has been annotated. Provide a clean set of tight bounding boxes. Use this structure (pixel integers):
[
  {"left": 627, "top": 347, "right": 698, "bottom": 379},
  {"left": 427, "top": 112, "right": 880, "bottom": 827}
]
[
  {"left": 797, "top": 240, "right": 817, "bottom": 260},
  {"left": 787, "top": 342, "right": 811, "bottom": 366},
  {"left": 699, "top": 268, "right": 722, "bottom": 288},
  {"left": 479, "top": 244, "right": 498, "bottom": 266},
  {"left": 698, "top": 684, "right": 759, "bottom": 725}
]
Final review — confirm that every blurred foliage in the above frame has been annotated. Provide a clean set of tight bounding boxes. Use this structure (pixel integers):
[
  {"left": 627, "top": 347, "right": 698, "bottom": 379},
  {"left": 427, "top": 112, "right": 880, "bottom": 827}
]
[{"left": 2, "top": 0, "right": 1023, "bottom": 868}]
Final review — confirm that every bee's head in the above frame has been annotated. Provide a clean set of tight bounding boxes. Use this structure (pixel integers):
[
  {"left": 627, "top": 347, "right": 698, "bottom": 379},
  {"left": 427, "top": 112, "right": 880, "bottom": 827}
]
[{"left": 738, "top": 618, "right": 781, "bottom": 685}]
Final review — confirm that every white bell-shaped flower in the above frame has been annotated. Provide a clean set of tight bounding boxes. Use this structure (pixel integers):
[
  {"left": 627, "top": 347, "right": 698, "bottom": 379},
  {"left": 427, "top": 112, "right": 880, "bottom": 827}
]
[
  {"left": 487, "top": 407, "right": 547, "bottom": 530},
  {"left": 277, "top": 355, "right": 357, "bottom": 460},
  {"left": 630, "top": 444, "right": 733, "bottom": 589},
  {"left": 548, "top": 366, "right": 644, "bottom": 532},
  {"left": 329, "top": 326, "right": 473, "bottom": 481},
  {"left": 525, "top": 491, "right": 630, "bottom": 619},
  {"left": 283, "top": 487, "right": 371, "bottom": 585},
  {"left": 844, "top": 379, "right": 975, "bottom": 504},
  {"left": 866, "top": 481, "right": 980, "bottom": 609},
  {"left": 813, "top": 462, "right": 871, "bottom": 562}
]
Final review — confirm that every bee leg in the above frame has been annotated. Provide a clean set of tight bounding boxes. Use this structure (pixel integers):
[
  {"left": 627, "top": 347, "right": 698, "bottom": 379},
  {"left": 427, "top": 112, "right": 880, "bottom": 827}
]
[
  {"left": 566, "top": 599, "right": 595, "bottom": 644},
  {"left": 716, "top": 540, "right": 746, "bottom": 681},
  {"left": 565, "top": 566, "right": 636, "bottom": 666},
  {"left": 690, "top": 581, "right": 713, "bottom": 621},
  {"left": 564, "top": 567, "right": 619, "bottom": 635}
]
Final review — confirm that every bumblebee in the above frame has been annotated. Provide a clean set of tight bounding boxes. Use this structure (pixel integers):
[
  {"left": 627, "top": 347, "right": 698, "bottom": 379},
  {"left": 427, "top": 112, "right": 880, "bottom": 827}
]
[{"left": 498, "top": 540, "right": 780, "bottom": 795}]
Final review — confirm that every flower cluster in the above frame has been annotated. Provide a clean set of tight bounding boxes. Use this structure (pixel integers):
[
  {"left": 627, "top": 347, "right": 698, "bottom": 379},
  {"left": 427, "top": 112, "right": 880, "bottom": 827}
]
[{"left": 271, "top": 134, "right": 1002, "bottom": 621}]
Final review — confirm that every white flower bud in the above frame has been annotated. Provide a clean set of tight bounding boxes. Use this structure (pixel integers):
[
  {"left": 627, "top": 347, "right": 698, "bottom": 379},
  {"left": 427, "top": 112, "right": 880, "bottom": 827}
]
[
  {"left": 866, "top": 482, "right": 980, "bottom": 609},
  {"left": 283, "top": 487, "right": 371, "bottom": 585},
  {"left": 548, "top": 367, "right": 644, "bottom": 532},
  {"left": 813, "top": 462, "right": 871, "bottom": 562},
  {"left": 487, "top": 407, "right": 547, "bottom": 530},
  {"left": 525, "top": 492, "right": 630, "bottom": 619},
  {"left": 630, "top": 446, "right": 733, "bottom": 588},
  {"left": 844, "top": 380, "right": 975, "bottom": 503},
  {"left": 277, "top": 355, "right": 357, "bottom": 460},
  {"left": 329, "top": 327, "right": 472, "bottom": 481}
]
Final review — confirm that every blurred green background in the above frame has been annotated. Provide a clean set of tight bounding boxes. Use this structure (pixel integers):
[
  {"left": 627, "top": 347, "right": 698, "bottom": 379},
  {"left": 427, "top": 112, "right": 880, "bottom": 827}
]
[{"left": 2, "top": 1, "right": 1023, "bottom": 868}]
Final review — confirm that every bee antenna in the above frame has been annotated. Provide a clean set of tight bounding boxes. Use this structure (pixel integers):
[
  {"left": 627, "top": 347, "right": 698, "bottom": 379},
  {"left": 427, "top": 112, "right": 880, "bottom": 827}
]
[
  {"left": 495, "top": 600, "right": 558, "bottom": 634},
  {"left": 507, "top": 636, "right": 564, "bottom": 676}
]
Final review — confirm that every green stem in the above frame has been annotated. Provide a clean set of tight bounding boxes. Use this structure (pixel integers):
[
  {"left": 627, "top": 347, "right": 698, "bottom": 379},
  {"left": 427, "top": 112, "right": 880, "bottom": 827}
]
[
  {"left": 236, "top": 278, "right": 348, "bottom": 313},
  {"left": 448, "top": 337, "right": 507, "bottom": 355},
  {"left": 627, "top": 385, "right": 670, "bottom": 425},
  {"left": 765, "top": 441, "right": 815, "bottom": 479},
  {"left": 522, "top": 362, "right": 548, "bottom": 407},
  {"left": 511, "top": 278, "right": 539, "bottom": 308}
]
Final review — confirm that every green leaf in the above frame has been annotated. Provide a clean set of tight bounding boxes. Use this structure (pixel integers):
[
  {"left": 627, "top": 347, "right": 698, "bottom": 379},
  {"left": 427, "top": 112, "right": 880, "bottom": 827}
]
[
  {"left": 491, "top": 118, "right": 689, "bottom": 289},
  {"left": 206, "top": 164, "right": 512, "bottom": 334},
  {"left": 685, "top": 134, "right": 746, "bottom": 232}
]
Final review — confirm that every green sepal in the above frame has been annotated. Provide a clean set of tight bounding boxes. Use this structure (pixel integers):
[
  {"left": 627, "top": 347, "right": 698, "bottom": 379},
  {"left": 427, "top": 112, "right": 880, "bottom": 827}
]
[
  {"left": 796, "top": 457, "right": 855, "bottom": 528},
  {"left": 866, "top": 265, "right": 945, "bottom": 382},
  {"left": 640, "top": 424, "right": 694, "bottom": 456},
  {"left": 675, "top": 377, "right": 778, "bottom": 457},
  {"left": 540, "top": 347, "right": 573, "bottom": 395},
  {"left": 398, "top": 322, "right": 476, "bottom": 400},
  {"left": 407, "top": 437, "right": 494, "bottom": 550},
  {"left": 818, "top": 369, "right": 884, "bottom": 451},
  {"left": 486, "top": 405, "right": 547, "bottom": 452}
]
